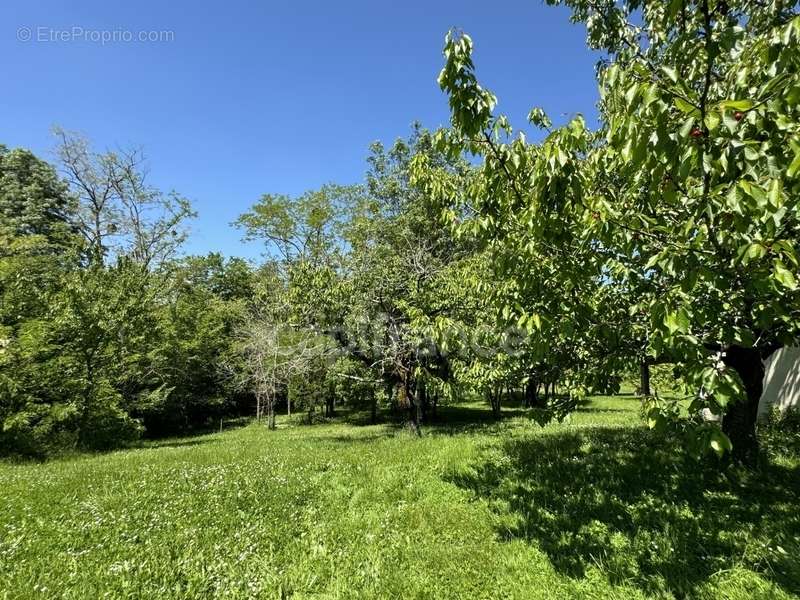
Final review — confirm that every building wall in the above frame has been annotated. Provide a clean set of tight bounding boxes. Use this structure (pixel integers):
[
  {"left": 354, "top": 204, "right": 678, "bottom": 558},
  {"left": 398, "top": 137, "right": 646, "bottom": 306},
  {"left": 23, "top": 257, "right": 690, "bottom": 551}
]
[{"left": 758, "top": 346, "right": 800, "bottom": 418}]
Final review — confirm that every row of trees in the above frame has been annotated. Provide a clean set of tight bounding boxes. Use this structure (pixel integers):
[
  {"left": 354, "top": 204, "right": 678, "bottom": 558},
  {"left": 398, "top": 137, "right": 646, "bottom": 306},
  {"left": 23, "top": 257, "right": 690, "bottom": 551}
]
[
  {"left": 1, "top": 124, "right": 578, "bottom": 456},
  {"left": 232, "top": 130, "right": 478, "bottom": 433},
  {"left": 0, "top": 127, "right": 485, "bottom": 455}
]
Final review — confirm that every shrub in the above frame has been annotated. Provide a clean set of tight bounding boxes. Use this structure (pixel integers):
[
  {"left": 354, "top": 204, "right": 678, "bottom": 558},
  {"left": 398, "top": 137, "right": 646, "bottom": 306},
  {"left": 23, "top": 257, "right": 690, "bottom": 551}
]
[{"left": 761, "top": 405, "right": 800, "bottom": 457}]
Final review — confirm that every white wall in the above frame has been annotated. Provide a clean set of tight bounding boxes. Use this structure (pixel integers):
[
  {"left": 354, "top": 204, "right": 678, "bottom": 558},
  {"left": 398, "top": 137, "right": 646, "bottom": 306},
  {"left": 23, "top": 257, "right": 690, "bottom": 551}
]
[{"left": 758, "top": 346, "right": 800, "bottom": 418}]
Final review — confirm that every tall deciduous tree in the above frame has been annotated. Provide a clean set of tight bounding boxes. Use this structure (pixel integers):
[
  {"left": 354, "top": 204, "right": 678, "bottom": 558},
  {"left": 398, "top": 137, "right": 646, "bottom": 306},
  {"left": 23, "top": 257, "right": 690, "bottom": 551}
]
[
  {"left": 237, "top": 130, "right": 475, "bottom": 432},
  {"left": 424, "top": 0, "right": 800, "bottom": 463},
  {"left": 54, "top": 128, "right": 195, "bottom": 268}
]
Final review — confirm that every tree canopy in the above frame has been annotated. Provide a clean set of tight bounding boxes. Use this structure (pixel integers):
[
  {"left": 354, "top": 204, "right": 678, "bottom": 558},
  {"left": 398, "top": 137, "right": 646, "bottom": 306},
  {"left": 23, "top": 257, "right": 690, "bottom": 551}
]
[{"left": 413, "top": 0, "right": 800, "bottom": 462}]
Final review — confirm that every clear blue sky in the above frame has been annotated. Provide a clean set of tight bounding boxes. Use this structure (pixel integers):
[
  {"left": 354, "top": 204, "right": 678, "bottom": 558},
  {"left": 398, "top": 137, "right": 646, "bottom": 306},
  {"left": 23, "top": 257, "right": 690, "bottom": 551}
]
[{"left": 2, "top": 0, "right": 600, "bottom": 260}]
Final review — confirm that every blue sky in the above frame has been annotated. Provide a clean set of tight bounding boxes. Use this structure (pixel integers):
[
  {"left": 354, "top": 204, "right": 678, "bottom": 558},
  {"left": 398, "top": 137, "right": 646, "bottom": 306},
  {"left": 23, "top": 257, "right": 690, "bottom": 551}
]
[{"left": 2, "top": 0, "right": 600, "bottom": 260}]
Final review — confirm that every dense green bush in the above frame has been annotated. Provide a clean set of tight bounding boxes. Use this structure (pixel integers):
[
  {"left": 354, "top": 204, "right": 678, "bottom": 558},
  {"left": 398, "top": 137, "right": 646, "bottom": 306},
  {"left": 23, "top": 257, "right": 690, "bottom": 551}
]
[{"left": 0, "top": 142, "right": 257, "bottom": 456}]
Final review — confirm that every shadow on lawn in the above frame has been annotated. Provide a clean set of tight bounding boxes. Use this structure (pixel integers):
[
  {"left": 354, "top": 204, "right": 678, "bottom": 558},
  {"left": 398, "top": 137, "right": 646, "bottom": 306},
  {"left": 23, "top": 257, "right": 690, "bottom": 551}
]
[
  {"left": 327, "top": 403, "right": 531, "bottom": 437},
  {"left": 138, "top": 417, "right": 251, "bottom": 450},
  {"left": 573, "top": 406, "right": 632, "bottom": 414},
  {"left": 422, "top": 404, "right": 530, "bottom": 436},
  {"left": 144, "top": 438, "right": 211, "bottom": 450},
  {"left": 448, "top": 426, "right": 800, "bottom": 597},
  {"left": 305, "top": 431, "right": 397, "bottom": 445}
]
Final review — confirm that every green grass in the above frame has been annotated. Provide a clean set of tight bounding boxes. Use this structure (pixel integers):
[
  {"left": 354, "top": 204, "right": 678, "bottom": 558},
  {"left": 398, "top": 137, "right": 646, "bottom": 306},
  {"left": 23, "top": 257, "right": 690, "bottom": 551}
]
[{"left": 1, "top": 396, "right": 799, "bottom": 599}]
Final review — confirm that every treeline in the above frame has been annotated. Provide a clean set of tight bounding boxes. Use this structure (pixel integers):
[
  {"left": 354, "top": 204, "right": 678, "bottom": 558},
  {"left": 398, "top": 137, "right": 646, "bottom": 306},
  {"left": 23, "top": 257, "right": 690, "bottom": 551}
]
[{"left": 0, "top": 135, "right": 263, "bottom": 455}]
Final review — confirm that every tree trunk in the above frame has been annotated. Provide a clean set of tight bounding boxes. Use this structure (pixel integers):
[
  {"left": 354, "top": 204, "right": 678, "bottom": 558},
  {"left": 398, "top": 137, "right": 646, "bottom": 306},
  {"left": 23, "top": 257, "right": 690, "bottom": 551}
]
[
  {"left": 419, "top": 379, "right": 429, "bottom": 424},
  {"left": 386, "top": 380, "right": 398, "bottom": 416},
  {"left": 721, "top": 345, "right": 764, "bottom": 466},
  {"left": 640, "top": 361, "right": 651, "bottom": 397},
  {"left": 370, "top": 390, "right": 377, "bottom": 424},
  {"left": 525, "top": 376, "right": 543, "bottom": 408},
  {"left": 326, "top": 395, "right": 335, "bottom": 418},
  {"left": 401, "top": 374, "right": 421, "bottom": 436},
  {"left": 490, "top": 386, "right": 501, "bottom": 419}
]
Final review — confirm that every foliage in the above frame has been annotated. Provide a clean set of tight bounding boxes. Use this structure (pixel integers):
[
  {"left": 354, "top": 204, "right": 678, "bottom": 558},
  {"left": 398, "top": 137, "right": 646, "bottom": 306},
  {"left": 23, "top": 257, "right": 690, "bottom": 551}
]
[
  {"left": 232, "top": 308, "right": 332, "bottom": 430},
  {"left": 134, "top": 254, "right": 252, "bottom": 436},
  {"left": 54, "top": 128, "right": 196, "bottom": 267},
  {"left": 0, "top": 139, "right": 252, "bottom": 456},
  {"left": 4, "top": 0, "right": 798, "bottom": 467},
  {"left": 236, "top": 127, "right": 478, "bottom": 432},
  {"left": 417, "top": 0, "right": 800, "bottom": 462},
  {"left": 0, "top": 145, "right": 77, "bottom": 249}
]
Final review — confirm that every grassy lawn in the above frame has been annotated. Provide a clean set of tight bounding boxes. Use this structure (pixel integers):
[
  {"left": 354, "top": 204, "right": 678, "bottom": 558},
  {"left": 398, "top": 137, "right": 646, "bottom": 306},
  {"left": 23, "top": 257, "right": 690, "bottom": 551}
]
[{"left": 1, "top": 396, "right": 799, "bottom": 599}]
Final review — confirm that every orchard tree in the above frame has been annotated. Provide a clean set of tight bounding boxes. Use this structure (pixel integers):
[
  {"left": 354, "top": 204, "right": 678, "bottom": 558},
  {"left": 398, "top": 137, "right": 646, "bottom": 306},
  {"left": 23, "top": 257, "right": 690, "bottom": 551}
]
[
  {"left": 236, "top": 184, "right": 357, "bottom": 327},
  {"left": 421, "top": 0, "right": 800, "bottom": 463},
  {"left": 331, "top": 129, "right": 478, "bottom": 432}
]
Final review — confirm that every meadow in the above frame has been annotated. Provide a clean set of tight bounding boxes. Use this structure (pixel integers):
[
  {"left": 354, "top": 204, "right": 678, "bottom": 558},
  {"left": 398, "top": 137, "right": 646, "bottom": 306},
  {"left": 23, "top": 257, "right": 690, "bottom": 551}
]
[{"left": 1, "top": 396, "right": 799, "bottom": 599}]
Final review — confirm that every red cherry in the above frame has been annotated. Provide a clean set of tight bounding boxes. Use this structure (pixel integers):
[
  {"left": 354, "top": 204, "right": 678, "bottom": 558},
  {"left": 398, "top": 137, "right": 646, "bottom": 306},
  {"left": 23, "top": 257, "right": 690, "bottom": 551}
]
[
  {"left": 734, "top": 111, "right": 744, "bottom": 122},
  {"left": 690, "top": 127, "right": 703, "bottom": 138}
]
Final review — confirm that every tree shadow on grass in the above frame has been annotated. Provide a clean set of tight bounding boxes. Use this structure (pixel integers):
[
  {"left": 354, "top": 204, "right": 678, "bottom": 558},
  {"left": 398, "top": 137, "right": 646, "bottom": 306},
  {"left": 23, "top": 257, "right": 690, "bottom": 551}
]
[
  {"left": 144, "top": 439, "right": 211, "bottom": 450},
  {"left": 136, "top": 417, "right": 252, "bottom": 451},
  {"left": 326, "top": 403, "right": 530, "bottom": 437},
  {"left": 422, "top": 404, "right": 530, "bottom": 436},
  {"left": 573, "top": 406, "right": 634, "bottom": 414},
  {"left": 304, "top": 431, "right": 397, "bottom": 445},
  {"left": 447, "top": 426, "right": 800, "bottom": 597}
]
